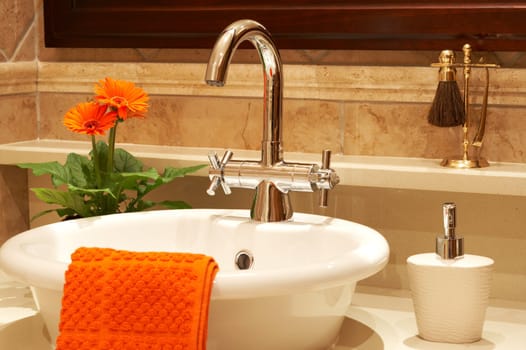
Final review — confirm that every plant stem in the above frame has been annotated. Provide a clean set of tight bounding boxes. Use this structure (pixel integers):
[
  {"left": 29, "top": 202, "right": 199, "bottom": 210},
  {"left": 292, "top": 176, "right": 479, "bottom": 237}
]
[
  {"left": 107, "top": 123, "right": 118, "bottom": 175},
  {"left": 91, "top": 135, "right": 102, "bottom": 188}
]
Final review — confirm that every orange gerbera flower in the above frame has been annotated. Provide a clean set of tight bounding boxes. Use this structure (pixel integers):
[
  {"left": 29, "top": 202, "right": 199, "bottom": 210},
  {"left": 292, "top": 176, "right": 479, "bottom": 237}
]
[
  {"left": 94, "top": 77, "right": 149, "bottom": 120},
  {"left": 64, "top": 102, "right": 117, "bottom": 136}
]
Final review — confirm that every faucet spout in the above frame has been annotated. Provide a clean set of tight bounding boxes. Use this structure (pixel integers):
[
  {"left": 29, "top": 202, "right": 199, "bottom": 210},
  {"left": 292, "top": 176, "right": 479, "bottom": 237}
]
[{"left": 205, "top": 19, "right": 283, "bottom": 166}]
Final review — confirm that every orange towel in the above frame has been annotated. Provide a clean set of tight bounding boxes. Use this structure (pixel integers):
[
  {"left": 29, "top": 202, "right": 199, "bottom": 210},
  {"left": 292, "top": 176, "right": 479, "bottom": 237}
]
[{"left": 56, "top": 247, "right": 218, "bottom": 350}]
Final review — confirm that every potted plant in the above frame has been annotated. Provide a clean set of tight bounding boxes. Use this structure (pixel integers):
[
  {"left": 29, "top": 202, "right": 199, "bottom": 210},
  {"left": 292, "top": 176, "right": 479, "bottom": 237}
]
[{"left": 20, "top": 77, "right": 204, "bottom": 220}]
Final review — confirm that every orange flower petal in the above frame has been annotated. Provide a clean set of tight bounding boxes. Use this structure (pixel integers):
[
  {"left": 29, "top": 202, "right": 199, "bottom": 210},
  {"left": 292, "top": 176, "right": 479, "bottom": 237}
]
[
  {"left": 94, "top": 77, "right": 149, "bottom": 120},
  {"left": 64, "top": 102, "right": 117, "bottom": 136}
]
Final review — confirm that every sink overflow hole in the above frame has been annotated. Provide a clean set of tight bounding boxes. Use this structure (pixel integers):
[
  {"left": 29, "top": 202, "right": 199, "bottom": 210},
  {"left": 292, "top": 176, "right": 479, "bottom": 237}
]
[{"left": 235, "top": 250, "right": 254, "bottom": 270}]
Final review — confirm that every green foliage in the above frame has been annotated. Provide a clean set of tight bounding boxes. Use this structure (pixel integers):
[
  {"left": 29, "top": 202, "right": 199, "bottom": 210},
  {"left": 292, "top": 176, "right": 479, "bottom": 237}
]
[{"left": 19, "top": 140, "right": 205, "bottom": 220}]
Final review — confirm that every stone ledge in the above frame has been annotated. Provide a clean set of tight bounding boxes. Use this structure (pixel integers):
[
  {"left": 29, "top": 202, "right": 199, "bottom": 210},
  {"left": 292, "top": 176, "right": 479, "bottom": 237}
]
[
  {"left": 0, "top": 62, "right": 37, "bottom": 95},
  {"left": 3, "top": 139, "right": 526, "bottom": 197},
  {"left": 37, "top": 62, "right": 526, "bottom": 106}
]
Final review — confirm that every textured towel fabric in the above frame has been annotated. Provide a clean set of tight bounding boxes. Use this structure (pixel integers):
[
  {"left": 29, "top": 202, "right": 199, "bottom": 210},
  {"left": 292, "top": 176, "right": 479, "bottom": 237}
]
[{"left": 56, "top": 247, "right": 219, "bottom": 350}]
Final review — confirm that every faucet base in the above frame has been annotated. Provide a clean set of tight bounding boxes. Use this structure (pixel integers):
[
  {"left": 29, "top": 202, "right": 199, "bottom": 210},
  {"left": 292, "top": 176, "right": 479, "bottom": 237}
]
[{"left": 251, "top": 181, "right": 292, "bottom": 222}]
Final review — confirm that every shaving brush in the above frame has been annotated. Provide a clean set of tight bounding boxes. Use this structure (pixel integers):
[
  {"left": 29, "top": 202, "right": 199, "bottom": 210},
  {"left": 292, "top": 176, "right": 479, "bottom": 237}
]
[{"left": 427, "top": 50, "right": 465, "bottom": 127}]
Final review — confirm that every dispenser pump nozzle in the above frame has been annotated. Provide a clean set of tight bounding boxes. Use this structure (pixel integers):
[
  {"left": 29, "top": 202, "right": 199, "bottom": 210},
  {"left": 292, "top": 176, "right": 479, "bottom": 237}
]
[
  {"left": 436, "top": 202, "right": 464, "bottom": 259},
  {"left": 443, "top": 202, "right": 456, "bottom": 238}
]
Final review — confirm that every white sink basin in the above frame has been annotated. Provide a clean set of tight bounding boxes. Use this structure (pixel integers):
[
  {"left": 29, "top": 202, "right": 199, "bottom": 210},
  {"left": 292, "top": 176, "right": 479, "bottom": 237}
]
[{"left": 0, "top": 209, "right": 389, "bottom": 350}]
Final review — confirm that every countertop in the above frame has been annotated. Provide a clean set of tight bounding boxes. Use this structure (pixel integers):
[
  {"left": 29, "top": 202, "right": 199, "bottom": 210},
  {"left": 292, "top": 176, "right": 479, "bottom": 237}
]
[
  {"left": 3, "top": 139, "right": 526, "bottom": 196},
  {"left": 1, "top": 272, "right": 525, "bottom": 349},
  {"left": 337, "top": 287, "right": 526, "bottom": 350}
]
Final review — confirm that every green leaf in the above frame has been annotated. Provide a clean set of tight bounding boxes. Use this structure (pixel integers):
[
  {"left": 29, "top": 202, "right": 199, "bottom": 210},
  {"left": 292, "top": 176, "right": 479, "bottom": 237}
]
[
  {"left": 119, "top": 168, "right": 159, "bottom": 180},
  {"left": 30, "top": 209, "right": 61, "bottom": 222},
  {"left": 56, "top": 208, "right": 80, "bottom": 219},
  {"left": 30, "top": 188, "right": 91, "bottom": 217},
  {"left": 64, "top": 153, "right": 92, "bottom": 188},
  {"left": 114, "top": 148, "right": 143, "bottom": 173},
  {"left": 30, "top": 208, "right": 80, "bottom": 221},
  {"left": 115, "top": 169, "right": 160, "bottom": 190},
  {"left": 161, "top": 164, "right": 207, "bottom": 183},
  {"left": 18, "top": 162, "right": 69, "bottom": 187},
  {"left": 125, "top": 164, "right": 206, "bottom": 199},
  {"left": 67, "top": 184, "right": 117, "bottom": 199},
  {"left": 135, "top": 200, "right": 156, "bottom": 212}
]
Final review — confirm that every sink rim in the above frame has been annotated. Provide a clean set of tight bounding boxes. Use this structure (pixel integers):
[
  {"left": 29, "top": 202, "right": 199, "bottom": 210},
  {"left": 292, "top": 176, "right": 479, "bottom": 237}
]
[{"left": 0, "top": 209, "right": 389, "bottom": 299}]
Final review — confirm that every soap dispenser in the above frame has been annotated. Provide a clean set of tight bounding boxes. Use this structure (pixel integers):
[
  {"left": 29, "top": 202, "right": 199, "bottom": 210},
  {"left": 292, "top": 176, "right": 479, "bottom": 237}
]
[{"left": 407, "top": 202, "right": 494, "bottom": 343}]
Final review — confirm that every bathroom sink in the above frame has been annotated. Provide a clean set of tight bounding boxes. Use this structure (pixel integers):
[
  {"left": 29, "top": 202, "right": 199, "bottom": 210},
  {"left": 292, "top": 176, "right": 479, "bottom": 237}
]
[{"left": 0, "top": 209, "right": 389, "bottom": 350}]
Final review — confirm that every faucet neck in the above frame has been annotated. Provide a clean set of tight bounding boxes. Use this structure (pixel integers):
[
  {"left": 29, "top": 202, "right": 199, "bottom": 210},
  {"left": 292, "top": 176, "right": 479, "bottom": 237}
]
[
  {"left": 205, "top": 19, "right": 284, "bottom": 166},
  {"left": 260, "top": 38, "right": 283, "bottom": 166}
]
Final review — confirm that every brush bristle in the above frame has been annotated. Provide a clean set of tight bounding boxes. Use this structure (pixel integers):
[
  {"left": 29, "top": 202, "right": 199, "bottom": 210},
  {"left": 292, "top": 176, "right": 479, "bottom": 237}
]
[{"left": 427, "top": 81, "right": 465, "bottom": 127}]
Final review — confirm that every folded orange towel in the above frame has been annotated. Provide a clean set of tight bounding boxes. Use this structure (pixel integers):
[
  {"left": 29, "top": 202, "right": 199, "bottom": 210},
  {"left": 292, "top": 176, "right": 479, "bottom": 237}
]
[{"left": 56, "top": 247, "right": 219, "bottom": 350}]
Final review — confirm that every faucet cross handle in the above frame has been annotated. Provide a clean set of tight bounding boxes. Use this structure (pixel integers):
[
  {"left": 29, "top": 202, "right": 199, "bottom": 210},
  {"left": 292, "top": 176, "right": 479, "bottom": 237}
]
[
  {"left": 207, "top": 150, "right": 233, "bottom": 196},
  {"left": 318, "top": 150, "right": 339, "bottom": 208}
]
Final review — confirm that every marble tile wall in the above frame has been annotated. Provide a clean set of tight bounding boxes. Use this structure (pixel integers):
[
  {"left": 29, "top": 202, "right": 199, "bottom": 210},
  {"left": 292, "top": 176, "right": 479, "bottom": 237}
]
[
  {"left": 35, "top": 63, "right": 526, "bottom": 163},
  {"left": 0, "top": 0, "right": 37, "bottom": 62},
  {"left": 2, "top": 0, "right": 526, "bottom": 301},
  {"left": 0, "top": 0, "right": 38, "bottom": 241}
]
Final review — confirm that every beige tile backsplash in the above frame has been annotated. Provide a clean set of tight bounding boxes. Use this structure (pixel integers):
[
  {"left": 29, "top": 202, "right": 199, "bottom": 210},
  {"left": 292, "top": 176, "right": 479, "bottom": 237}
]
[{"left": 1, "top": 0, "right": 526, "bottom": 302}]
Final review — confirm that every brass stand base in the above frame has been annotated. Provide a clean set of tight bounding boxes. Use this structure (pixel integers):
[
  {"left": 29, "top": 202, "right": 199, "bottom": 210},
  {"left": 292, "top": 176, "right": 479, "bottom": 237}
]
[{"left": 440, "top": 157, "right": 489, "bottom": 168}]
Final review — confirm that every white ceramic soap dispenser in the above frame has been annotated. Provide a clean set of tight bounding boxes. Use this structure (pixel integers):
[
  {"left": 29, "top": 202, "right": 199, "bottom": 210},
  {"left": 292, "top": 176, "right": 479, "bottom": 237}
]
[{"left": 407, "top": 202, "right": 494, "bottom": 343}]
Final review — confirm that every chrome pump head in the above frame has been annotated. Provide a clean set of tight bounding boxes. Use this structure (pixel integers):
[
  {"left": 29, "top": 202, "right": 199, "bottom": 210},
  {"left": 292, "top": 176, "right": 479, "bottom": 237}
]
[{"left": 436, "top": 202, "right": 464, "bottom": 259}]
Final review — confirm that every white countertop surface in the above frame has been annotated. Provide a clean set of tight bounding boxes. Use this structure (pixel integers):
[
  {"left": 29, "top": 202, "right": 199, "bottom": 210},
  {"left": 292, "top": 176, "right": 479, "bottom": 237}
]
[
  {"left": 1, "top": 271, "right": 525, "bottom": 349},
  {"left": 0, "top": 271, "right": 49, "bottom": 349},
  {"left": 337, "top": 287, "right": 526, "bottom": 350}
]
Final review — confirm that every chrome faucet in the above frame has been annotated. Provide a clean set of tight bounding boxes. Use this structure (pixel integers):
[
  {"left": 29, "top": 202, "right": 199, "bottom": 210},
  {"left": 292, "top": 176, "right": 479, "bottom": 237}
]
[{"left": 205, "top": 19, "right": 339, "bottom": 222}]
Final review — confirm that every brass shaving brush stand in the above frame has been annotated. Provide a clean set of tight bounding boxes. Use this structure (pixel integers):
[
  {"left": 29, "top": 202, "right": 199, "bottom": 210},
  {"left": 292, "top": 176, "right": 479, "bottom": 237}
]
[{"left": 431, "top": 44, "right": 499, "bottom": 168}]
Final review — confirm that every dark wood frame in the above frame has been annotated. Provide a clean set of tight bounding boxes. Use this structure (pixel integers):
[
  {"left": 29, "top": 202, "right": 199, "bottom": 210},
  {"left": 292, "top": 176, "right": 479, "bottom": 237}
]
[{"left": 44, "top": 1, "right": 526, "bottom": 51}]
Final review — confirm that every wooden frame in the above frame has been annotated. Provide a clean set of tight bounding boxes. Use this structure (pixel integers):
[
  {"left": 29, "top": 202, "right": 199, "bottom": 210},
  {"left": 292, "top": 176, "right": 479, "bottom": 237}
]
[{"left": 44, "top": 1, "right": 526, "bottom": 51}]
